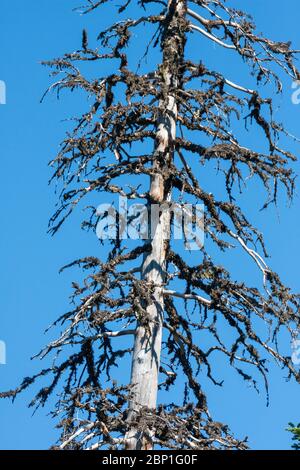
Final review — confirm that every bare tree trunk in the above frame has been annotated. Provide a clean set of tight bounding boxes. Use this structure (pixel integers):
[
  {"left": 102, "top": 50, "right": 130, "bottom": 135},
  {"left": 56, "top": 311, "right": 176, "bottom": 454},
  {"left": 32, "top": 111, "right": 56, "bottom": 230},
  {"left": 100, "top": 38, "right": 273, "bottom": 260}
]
[{"left": 126, "top": 0, "right": 186, "bottom": 450}]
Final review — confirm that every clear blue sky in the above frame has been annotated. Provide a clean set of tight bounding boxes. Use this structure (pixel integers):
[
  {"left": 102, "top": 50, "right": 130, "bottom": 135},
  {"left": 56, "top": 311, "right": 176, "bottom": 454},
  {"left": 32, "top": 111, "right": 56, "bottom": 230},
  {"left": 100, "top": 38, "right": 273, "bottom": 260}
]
[{"left": 1, "top": 0, "right": 300, "bottom": 450}]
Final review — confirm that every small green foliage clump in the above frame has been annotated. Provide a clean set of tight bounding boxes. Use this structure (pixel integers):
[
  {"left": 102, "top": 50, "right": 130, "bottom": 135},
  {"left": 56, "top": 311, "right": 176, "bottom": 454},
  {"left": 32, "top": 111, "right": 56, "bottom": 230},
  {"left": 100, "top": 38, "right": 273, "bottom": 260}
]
[{"left": 287, "top": 423, "right": 300, "bottom": 450}]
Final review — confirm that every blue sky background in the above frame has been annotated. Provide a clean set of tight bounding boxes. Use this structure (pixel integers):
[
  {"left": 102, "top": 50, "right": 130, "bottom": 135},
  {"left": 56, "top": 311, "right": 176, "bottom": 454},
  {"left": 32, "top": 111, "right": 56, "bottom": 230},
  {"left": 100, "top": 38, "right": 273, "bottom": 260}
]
[{"left": 1, "top": 0, "right": 300, "bottom": 450}]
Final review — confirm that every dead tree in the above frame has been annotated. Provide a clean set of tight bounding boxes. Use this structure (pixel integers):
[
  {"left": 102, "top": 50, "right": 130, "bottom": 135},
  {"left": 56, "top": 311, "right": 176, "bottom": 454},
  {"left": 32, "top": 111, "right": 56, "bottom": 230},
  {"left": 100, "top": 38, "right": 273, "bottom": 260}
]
[{"left": 2, "top": 0, "right": 300, "bottom": 450}]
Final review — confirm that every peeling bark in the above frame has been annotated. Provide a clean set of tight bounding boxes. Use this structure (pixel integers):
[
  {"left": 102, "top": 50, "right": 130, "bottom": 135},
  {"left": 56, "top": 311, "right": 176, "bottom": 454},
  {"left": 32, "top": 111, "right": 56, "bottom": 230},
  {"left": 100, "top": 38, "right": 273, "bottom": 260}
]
[{"left": 125, "top": 0, "right": 187, "bottom": 450}]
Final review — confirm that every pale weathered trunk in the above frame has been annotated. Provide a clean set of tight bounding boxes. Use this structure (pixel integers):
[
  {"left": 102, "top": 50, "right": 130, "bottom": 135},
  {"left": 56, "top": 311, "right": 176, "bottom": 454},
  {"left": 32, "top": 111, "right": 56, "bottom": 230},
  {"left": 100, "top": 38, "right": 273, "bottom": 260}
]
[{"left": 125, "top": 0, "right": 186, "bottom": 450}]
